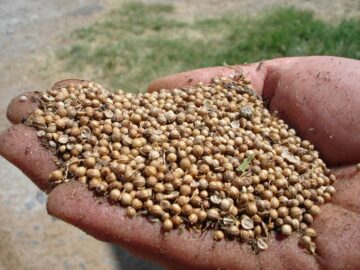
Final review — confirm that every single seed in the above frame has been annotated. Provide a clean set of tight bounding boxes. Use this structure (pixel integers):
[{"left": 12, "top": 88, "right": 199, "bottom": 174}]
[
  {"left": 144, "top": 166, "right": 157, "bottom": 177},
  {"left": 304, "top": 228, "right": 317, "bottom": 237},
  {"left": 246, "top": 202, "right": 257, "bottom": 216},
  {"left": 126, "top": 207, "right": 136, "bottom": 218},
  {"left": 149, "top": 205, "right": 164, "bottom": 217},
  {"left": 207, "top": 208, "right": 220, "bottom": 220},
  {"left": 162, "top": 219, "right": 173, "bottom": 231},
  {"left": 121, "top": 193, "right": 132, "bottom": 206},
  {"left": 188, "top": 213, "right": 198, "bottom": 224},
  {"left": 225, "top": 225, "right": 240, "bottom": 237},
  {"left": 281, "top": 224, "right": 292, "bottom": 236},
  {"left": 84, "top": 157, "right": 96, "bottom": 168},
  {"left": 220, "top": 199, "right": 232, "bottom": 211},
  {"left": 213, "top": 230, "right": 224, "bottom": 241},
  {"left": 309, "top": 205, "right": 321, "bottom": 216},
  {"left": 109, "top": 189, "right": 121, "bottom": 201},
  {"left": 86, "top": 169, "right": 101, "bottom": 178},
  {"left": 179, "top": 158, "right": 192, "bottom": 170},
  {"left": 290, "top": 207, "right": 302, "bottom": 219},
  {"left": 300, "top": 235, "right": 312, "bottom": 247},
  {"left": 49, "top": 170, "right": 62, "bottom": 182}
]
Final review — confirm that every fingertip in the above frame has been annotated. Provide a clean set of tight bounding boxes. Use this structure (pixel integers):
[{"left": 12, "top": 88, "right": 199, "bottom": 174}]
[
  {"left": 0, "top": 124, "right": 57, "bottom": 191},
  {"left": 51, "top": 79, "right": 86, "bottom": 90},
  {"left": 6, "top": 92, "right": 40, "bottom": 124},
  {"left": 6, "top": 79, "right": 86, "bottom": 125}
]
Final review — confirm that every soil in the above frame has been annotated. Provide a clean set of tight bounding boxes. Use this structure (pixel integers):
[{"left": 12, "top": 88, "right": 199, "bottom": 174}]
[{"left": 0, "top": 0, "right": 359, "bottom": 269}]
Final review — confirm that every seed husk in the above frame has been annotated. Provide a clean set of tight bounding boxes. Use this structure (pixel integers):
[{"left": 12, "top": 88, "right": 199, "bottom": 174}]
[
  {"left": 257, "top": 238, "right": 268, "bottom": 250},
  {"left": 241, "top": 215, "right": 254, "bottom": 230},
  {"left": 58, "top": 135, "right": 69, "bottom": 144}
]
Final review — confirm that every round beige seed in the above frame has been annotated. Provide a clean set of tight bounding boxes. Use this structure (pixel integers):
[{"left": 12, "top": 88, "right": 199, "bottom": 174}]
[
  {"left": 309, "top": 205, "right": 321, "bottom": 216},
  {"left": 109, "top": 189, "right": 121, "bottom": 201},
  {"left": 207, "top": 208, "right": 220, "bottom": 220},
  {"left": 162, "top": 219, "right": 173, "bottom": 231},
  {"left": 301, "top": 235, "right": 312, "bottom": 246},
  {"left": 281, "top": 224, "right": 292, "bottom": 236},
  {"left": 149, "top": 205, "right": 164, "bottom": 217},
  {"left": 213, "top": 230, "right": 224, "bottom": 241},
  {"left": 126, "top": 207, "right": 136, "bottom": 218},
  {"left": 49, "top": 170, "right": 63, "bottom": 182},
  {"left": 304, "top": 228, "right": 317, "bottom": 237},
  {"left": 121, "top": 193, "right": 132, "bottom": 206}
]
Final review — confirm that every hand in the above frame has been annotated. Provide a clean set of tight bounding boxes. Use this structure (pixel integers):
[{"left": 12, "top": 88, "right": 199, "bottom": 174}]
[{"left": 1, "top": 56, "right": 360, "bottom": 270}]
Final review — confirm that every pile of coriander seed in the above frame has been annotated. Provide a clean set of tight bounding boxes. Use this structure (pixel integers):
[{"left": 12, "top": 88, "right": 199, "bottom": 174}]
[{"left": 27, "top": 76, "right": 336, "bottom": 253}]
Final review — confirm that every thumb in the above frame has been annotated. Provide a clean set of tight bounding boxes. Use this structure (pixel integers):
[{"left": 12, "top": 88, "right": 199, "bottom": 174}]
[{"left": 147, "top": 64, "right": 267, "bottom": 95}]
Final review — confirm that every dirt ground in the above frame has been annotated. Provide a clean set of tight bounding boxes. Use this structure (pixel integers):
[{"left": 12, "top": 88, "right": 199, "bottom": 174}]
[{"left": 0, "top": 0, "right": 359, "bottom": 269}]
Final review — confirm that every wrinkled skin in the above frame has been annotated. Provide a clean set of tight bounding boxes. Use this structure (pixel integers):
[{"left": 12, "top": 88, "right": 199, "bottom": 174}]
[{"left": 1, "top": 56, "right": 360, "bottom": 270}]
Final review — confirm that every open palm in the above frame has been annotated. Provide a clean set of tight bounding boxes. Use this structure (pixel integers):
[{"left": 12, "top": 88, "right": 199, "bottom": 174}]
[{"left": 1, "top": 56, "right": 360, "bottom": 270}]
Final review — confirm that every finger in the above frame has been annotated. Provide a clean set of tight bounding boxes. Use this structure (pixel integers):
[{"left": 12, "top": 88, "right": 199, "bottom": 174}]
[
  {"left": 313, "top": 203, "right": 360, "bottom": 270},
  {"left": 264, "top": 56, "right": 360, "bottom": 166},
  {"left": 258, "top": 234, "right": 318, "bottom": 270},
  {"left": 0, "top": 124, "right": 57, "bottom": 191},
  {"left": 329, "top": 166, "right": 360, "bottom": 215},
  {"left": 147, "top": 64, "right": 267, "bottom": 96},
  {"left": 6, "top": 92, "right": 40, "bottom": 124},
  {"left": 6, "top": 79, "right": 85, "bottom": 124},
  {"left": 47, "top": 181, "right": 260, "bottom": 270},
  {"left": 51, "top": 79, "right": 86, "bottom": 89}
]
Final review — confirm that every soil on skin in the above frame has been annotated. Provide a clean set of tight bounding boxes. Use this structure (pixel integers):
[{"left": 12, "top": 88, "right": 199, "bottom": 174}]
[{"left": 0, "top": 0, "right": 359, "bottom": 269}]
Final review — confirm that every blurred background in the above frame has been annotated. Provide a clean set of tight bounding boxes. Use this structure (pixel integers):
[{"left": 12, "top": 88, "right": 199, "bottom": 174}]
[{"left": 0, "top": 0, "right": 359, "bottom": 269}]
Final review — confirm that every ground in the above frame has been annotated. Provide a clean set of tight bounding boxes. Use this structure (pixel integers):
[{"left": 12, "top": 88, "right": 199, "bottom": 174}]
[{"left": 0, "top": 0, "right": 359, "bottom": 269}]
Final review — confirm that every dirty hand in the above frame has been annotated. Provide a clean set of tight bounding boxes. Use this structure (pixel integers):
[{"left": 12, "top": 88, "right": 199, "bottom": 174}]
[{"left": 1, "top": 56, "right": 360, "bottom": 270}]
